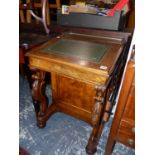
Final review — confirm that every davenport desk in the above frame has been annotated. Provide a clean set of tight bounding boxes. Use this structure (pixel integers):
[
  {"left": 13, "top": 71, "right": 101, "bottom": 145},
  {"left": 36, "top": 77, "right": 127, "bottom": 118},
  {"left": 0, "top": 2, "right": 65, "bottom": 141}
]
[{"left": 26, "top": 28, "right": 131, "bottom": 154}]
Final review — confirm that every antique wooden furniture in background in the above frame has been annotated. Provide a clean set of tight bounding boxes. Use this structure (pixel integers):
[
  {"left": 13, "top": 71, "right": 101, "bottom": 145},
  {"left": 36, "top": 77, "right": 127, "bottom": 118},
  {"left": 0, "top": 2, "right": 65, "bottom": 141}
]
[
  {"left": 19, "top": 0, "right": 50, "bottom": 34},
  {"left": 31, "top": 0, "right": 61, "bottom": 25},
  {"left": 19, "top": 0, "right": 61, "bottom": 26},
  {"left": 26, "top": 28, "right": 131, "bottom": 154},
  {"left": 104, "top": 46, "right": 135, "bottom": 155}
]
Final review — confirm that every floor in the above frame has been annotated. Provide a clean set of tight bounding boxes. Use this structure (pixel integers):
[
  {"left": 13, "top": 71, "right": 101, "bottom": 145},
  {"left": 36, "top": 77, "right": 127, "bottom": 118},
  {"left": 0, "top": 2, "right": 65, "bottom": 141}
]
[{"left": 19, "top": 75, "right": 135, "bottom": 155}]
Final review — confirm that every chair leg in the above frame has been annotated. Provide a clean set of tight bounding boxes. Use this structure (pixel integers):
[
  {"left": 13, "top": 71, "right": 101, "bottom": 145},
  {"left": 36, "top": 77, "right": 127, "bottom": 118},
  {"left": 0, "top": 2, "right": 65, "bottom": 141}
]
[
  {"left": 45, "top": 0, "right": 50, "bottom": 25},
  {"left": 26, "top": 0, "right": 32, "bottom": 23},
  {"left": 19, "top": 0, "right": 25, "bottom": 23},
  {"left": 19, "top": 10, "right": 25, "bottom": 23},
  {"left": 56, "top": 0, "right": 61, "bottom": 9}
]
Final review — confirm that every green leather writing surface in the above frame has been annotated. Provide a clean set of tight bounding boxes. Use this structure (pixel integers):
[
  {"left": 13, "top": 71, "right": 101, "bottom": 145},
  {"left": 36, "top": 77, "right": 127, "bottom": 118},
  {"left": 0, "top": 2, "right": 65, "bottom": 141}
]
[{"left": 42, "top": 39, "right": 111, "bottom": 63}]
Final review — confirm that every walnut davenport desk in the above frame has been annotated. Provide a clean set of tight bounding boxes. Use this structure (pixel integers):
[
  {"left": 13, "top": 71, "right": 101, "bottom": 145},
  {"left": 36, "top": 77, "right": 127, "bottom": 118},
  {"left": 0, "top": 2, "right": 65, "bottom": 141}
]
[{"left": 26, "top": 28, "right": 131, "bottom": 154}]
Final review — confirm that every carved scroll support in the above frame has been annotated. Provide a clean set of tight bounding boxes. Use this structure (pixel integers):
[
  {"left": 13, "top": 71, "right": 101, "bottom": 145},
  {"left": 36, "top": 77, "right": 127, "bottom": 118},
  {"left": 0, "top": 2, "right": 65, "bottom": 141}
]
[{"left": 31, "top": 69, "right": 48, "bottom": 128}]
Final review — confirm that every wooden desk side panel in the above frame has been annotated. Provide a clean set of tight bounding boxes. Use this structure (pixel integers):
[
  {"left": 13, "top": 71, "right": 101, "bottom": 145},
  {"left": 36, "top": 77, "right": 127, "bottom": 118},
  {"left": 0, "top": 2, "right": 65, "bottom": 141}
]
[
  {"left": 57, "top": 74, "right": 95, "bottom": 111},
  {"left": 51, "top": 73, "right": 96, "bottom": 124}
]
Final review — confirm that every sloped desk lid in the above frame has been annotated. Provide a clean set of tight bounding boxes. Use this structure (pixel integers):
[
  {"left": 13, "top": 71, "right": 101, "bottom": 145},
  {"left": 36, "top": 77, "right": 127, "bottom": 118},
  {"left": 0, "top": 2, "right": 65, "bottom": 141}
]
[
  {"left": 41, "top": 39, "right": 111, "bottom": 63},
  {"left": 26, "top": 32, "right": 124, "bottom": 76}
]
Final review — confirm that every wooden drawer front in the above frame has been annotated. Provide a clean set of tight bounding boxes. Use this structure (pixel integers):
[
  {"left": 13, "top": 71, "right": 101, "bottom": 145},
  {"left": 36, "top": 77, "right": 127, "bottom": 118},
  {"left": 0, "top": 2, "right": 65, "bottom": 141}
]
[
  {"left": 29, "top": 57, "right": 107, "bottom": 85},
  {"left": 117, "top": 120, "right": 135, "bottom": 148}
]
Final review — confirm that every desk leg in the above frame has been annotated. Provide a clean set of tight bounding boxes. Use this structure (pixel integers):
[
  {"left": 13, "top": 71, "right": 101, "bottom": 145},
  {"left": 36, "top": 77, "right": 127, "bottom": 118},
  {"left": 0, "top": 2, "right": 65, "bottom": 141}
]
[
  {"left": 86, "top": 122, "right": 106, "bottom": 155},
  {"left": 86, "top": 86, "right": 105, "bottom": 154},
  {"left": 31, "top": 69, "right": 48, "bottom": 128}
]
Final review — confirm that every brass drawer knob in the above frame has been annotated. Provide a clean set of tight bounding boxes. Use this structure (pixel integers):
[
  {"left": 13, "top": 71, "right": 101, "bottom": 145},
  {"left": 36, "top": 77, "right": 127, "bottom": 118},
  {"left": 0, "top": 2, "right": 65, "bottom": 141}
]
[
  {"left": 128, "top": 138, "right": 134, "bottom": 145},
  {"left": 132, "top": 127, "right": 135, "bottom": 133}
]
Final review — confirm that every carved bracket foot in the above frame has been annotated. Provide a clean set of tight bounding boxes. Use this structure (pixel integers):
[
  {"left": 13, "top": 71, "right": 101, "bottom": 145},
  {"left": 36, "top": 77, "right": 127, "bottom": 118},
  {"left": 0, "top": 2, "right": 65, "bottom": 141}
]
[
  {"left": 86, "top": 140, "right": 97, "bottom": 155},
  {"left": 37, "top": 120, "right": 46, "bottom": 128}
]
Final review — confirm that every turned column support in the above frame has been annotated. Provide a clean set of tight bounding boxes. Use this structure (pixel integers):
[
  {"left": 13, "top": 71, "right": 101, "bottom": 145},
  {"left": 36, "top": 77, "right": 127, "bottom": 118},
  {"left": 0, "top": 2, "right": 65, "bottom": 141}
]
[
  {"left": 86, "top": 69, "right": 124, "bottom": 154},
  {"left": 86, "top": 76, "right": 116, "bottom": 154},
  {"left": 31, "top": 69, "right": 48, "bottom": 128},
  {"left": 86, "top": 85, "right": 106, "bottom": 154}
]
